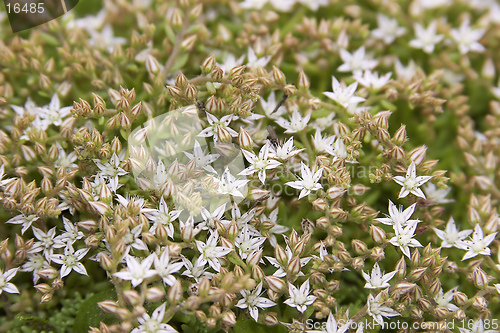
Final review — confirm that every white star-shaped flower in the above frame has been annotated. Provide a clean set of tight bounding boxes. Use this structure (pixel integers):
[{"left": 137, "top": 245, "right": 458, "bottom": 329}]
[
  {"left": 450, "top": 19, "right": 485, "bottom": 55},
  {"left": 50, "top": 246, "right": 90, "bottom": 278},
  {"left": 143, "top": 197, "right": 182, "bottom": 239},
  {"left": 392, "top": 161, "right": 432, "bottom": 198},
  {"left": 284, "top": 279, "right": 316, "bottom": 313},
  {"left": 236, "top": 281, "right": 276, "bottom": 321},
  {"left": 131, "top": 303, "right": 178, "bottom": 333},
  {"left": 338, "top": 46, "right": 378, "bottom": 73},
  {"left": 323, "top": 76, "right": 365, "bottom": 108},
  {"left": 184, "top": 140, "right": 220, "bottom": 174},
  {"left": 353, "top": 70, "right": 392, "bottom": 91},
  {"left": 371, "top": 14, "right": 406, "bottom": 44},
  {"left": 239, "top": 143, "right": 281, "bottom": 184},
  {"left": 195, "top": 230, "right": 233, "bottom": 272},
  {"left": 153, "top": 249, "right": 184, "bottom": 286},
  {"left": 0, "top": 268, "right": 20, "bottom": 295},
  {"left": 362, "top": 263, "right": 396, "bottom": 289},
  {"left": 276, "top": 108, "right": 311, "bottom": 133},
  {"left": 375, "top": 200, "right": 419, "bottom": 227},
  {"left": 268, "top": 137, "right": 304, "bottom": 161},
  {"left": 113, "top": 255, "right": 156, "bottom": 287},
  {"left": 434, "top": 287, "right": 459, "bottom": 311},
  {"left": 389, "top": 220, "right": 423, "bottom": 258},
  {"left": 198, "top": 113, "right": 238, "bottom": 142},
  {"left": 433, "top": 217, "right": 472, "bottom": 248},
  {"left": 246, "top": 47, "right": 271, "bottom": 69},
  {"left": 285, "top": 162, "right": 323, "bottom": 199},
  {"left": 216, "top": 168, "right": 249, "bottom": 198},
  {"left": 366, "top": 290, "right": 400, "bottom": 325},
  {"left": 455, "top": 224, "right": 497, "bottom": 260},
  {"left": 409, "top": 21, "right": 444, "bottom": 54}
]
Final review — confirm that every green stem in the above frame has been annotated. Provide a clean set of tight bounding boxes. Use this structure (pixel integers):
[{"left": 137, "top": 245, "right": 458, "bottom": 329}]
[{"left": 299, "top": 128, "right": 314, "bottom": 162}]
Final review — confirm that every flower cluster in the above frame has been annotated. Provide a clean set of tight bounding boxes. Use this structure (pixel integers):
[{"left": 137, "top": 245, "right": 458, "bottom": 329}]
[{"left": 1, "top": 0, "right": 500, "bottom": 332}]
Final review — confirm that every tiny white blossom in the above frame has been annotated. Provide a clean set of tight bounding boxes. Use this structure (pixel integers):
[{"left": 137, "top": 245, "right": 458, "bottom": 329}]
[
  {"left": 236, "top": 281, "right": 276, "bottom": 321},
  {"left": 54, "top": 142, "right": 78, "bottom": 169},
  {"left": 395, "top": 59, "right": 418, "bottom": 82},
  {"left": 113, "top": 255, "right": 156, "bottom": 287},
  {"left": 50, "top": 246, "right": 90, "bottom": 278},
  {"left": 181, "top": 257, "right": 214, "bottom": 282},
  {"left": 296, "top": 0, "right": 328, "bottom": 11},
  {"left": 375, "top": 200, "right": 419, "bottom": 227},
  {"left": 260, "top": 91, "right": 287, "bottom": 118},
  {"left": 20, "top": 254, "right": 50, "bottom": 284},
  {"left": 198, "top": 112, "right": 238, "bottom": 142},
  {"left": 366, "top": 291, "right": 400, "bottom": 325},
  {"left": 31, "top": 227, "right": 64, "bottom": 261},
  {"left": 392, "top": 161, "right": 432, "bottom": 198},
  {"left": 362, "top": 263, "right": 396, "bottom": 289},
  {"left": 6, "top": 213, "right": 39, "bottom": 235},
  {"left": 195, "top": 230, "right": 233, "bottom": 272},
  {"left": 389, "top": 220, "right": 423, "bottom": 258},
  {"left": 284, "top": 279, "right": 316, "bottom": 313},
  {"left": 338, "top": 46, "right": 378, "bottom": 73},
  {"left": 450, "top": 19, "right": 486, "bottom": 55},
  {"left": 235, "top": 225, "right": 266, "bottom": 260},
  {"left": 88, "top": 24, "right": 127, "bottom": 52},
  {"left": 239, "top": 143, "right": 281, "bottom": 184},
  {"left": 276, "top": 108, "right": 311, "bottom": 133},
  {"left": 184, "top": 140, "right": 220, "bottom": 174},
  {"left": 39, "top": 94, "right": 72, "bottom": 127},
  {"left": 217, "top": 53, "right": 245, "bottom": 74},
  {"left": 260, "top": 208, "right": 289, "bottom": 247},
  {"left": 269, "top": 137, "right": 304, "bottom": 161},
  {"left": 371, "top": 14, "right": 406, "bottom": 44},
  {"left": 154, "top": 249, "right": 184, "bottom": 286},
  {"left": 131, "top": 303, "right": 178, "bottom": 333},
  {"left": 433, "top": 217, "right": 472, "bottom": 248},
  {"left": 423, "top": 183, "right": 454, "bottom": 204},
  {"left": 312, "top": 129, "right": 336, "bottom": 155},
  {"left": 199, "top": 203, "right": 230, "bottom": 230},
  {"left": 265, "top": 245, "right": 311, "bottom": 277},
  {"left": 323, "top": 76, "right": 366, "bottom": 108},
  {"left": 455, "top": 224, "right": 497, "bottom": 260},
  {"left": 409, "top": 21, "right": 444, "bottom": 54},
  {"left": 216, "top": 168, "right": 249, "bottom": 198},
  {"left": 93, "top": 153, "right": 128, "bottom": 192},
  {"left": 353, "top": 70, "right": 392, "bottom": 90},
  {"left": 143, "top": 197, "right": 182, "bottom": 238},
  {"left": 285, "top": 162, "right": 323, "bottom": 199},
  {"left": 246, "top": 47, "right": 271, "bottom": 69},
  {"left": 435, "top": 287, "right": 459, "bottom": 311},
  {"left": 0, "top": 268, "right": 20, "bottom": 294}
]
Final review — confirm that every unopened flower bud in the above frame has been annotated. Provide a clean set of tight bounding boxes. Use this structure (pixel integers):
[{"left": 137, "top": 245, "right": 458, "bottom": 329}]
[
  {"left": 168, "top": 280, "right": 183, "bottom": 304},
  {"left": 370, "top": 225, "right": 386, "bottom": 243}
]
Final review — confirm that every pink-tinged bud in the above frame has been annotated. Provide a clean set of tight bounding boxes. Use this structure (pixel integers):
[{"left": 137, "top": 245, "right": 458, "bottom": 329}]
[
  {"left": 312, "top": 198, "right": 327, "bottom": 211},
  {"left": 201, "top": 54, "right": 216, "bottom": 73},
  {"left": 251, "top": 265, "right": 265, "bottom": 281},
  {"left": 167, "top": 85, "right": 182, "bottom": 98},
  {"left": 99, "top": 253, "right": 114, "bottom": 271},
  {"left": 209, "top": 304, "right": 221, "bottom": 318},
  {"left": 482, "top": 57, "right": 495, "bottom": 79},
  {"left": 168, "top": 280, "right": 183, "bottom": 304},
  {"left": 313, "top": 288, "right": 328, "bottom": 299},
  {"left": 246, "top": 248, "right": 263, "bottom": 266},
  {"left": 351, "top": 257, "right": 364, "bottom": 270},
  {"left": 454, "top": 309, "right": 466, "bottom": 321},
  {"left": 411, "top": 249, "right": 421, "bottom": 267},
  {"left": 222, "top": 310, "right": 237, "bottom": 327},
  {"left": 373, "top": 110, "right": 392, "bottom": 129},
  {"left": 89, "top": 201, "right": 110, "bottom": 215},
  {"left": 472, "top": 267, "right": 489, "bottom": 288},
  {"left": 409, "top": 307, "right": 423, "bottom": 319},
  {"left": 417, "top": 298, "right": 432, "bottom": 312},
  {"left": 34, "top": 283, "right": 52, "bottom": 294},
  {"left": 37, "top": 267, "right": 59, "bottom": 280},
  {"left": 327, "top": 186, "right": 346, "bottom": 200},
  {"left": 265, "top": 276, "right": 285, "bottom": 292},
  {"left": 409, "top": 145, "right": 427, "bottom": 166},
  {"left": 185, "top": 84, "right": 197, "bottom": 100},
  {"left": 408, "top": 267, "right": 427, "bottom": 281},
  {"left": 351, "top": 239, "right": 368, "bottom": 255},
  {"left": 287, "top": 256, "right": 301, "bottom": 276},
  {"left": 329, "top": 207, "right": 348, "bottom": 221},
  {"left": 370, "top": 247, "right": 385, "bottom": 262},
  {"left": 238, "top": 127, "right": 253, "bottom": 150},
  {"left": 98, "top": 300, "right": 119, "bottom": 314},
  {"left": 474, "top": 175, "right": 493, "bottom": 190},
  {"left": 40, "top": 293, "right": 53, "bottom": 303},
  {"left": 263, "top": 312, "right": 279, "bottom": 326},
  {"left": 453, "top": 291, "right": 468, "bottom": 306},
  {"left": 392, "top": 125, "right": 407, "bottom": 146},
  {"left": 392, "top": 282, "right": 416, "bottom": 297},
  {"left": 283, "top": 84, "right": 297, "bottom": 97},
  {"left": 369, "top": 225, "right": 386, "bottom": 243},
  {"left": 248, "top": 188, "right": 270, "bottom": 201},
  {"left": 472, "top": 296, "right": 487, "bottom": 310},
  {"left": 274, "top": 245, "right": 288, "bottom": 266},
  {"left": 145, "top": 54, "right": 161, "bottom": 75},
  {"left": 316, "top": 217, "right": 329, "bottom": 229},
  {"left": 145, "top": 287, "right": 165, "bottom": 302},
  {"left": 123, "top": 290, "right": 141, "bottom": 305},
  {"left": 181, "top": 35, "right": 197, "bottom": 51},
  {"left": 301, "top": 219, "right": 315, "bottom": 234},
  {"left": 297, "top": 70, "right": 310, "bottom": 91},
  {"left": 272, "top": 66, "right": 286, "bottom": 85},
  {"left": 433, "top": 306, "right": 449, "bottom": 319}
]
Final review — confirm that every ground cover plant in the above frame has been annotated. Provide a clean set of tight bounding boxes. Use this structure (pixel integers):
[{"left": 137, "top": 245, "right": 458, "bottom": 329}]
[{"left": 1, "top": 0, "right": 500, "bottom": 332}]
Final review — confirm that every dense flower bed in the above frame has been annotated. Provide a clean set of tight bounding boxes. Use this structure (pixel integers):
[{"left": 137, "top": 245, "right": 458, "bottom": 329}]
[{"left": 1, "top": 0, "right": 500, "bottom": 332}]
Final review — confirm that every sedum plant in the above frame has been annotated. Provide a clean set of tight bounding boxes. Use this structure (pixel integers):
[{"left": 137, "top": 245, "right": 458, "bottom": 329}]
[{"left": 1, "top": 0, "right": 500, "bottom": 332}]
